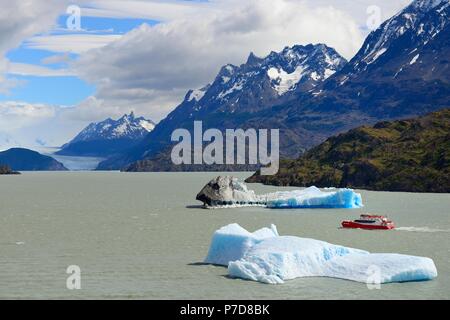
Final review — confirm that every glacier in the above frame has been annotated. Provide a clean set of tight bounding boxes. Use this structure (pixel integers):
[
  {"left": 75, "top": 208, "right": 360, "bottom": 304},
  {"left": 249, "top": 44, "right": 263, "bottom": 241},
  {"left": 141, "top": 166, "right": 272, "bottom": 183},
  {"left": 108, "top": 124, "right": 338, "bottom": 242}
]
[
  {"left": 205, "top": 224, "right": 438, "bottom": 284},
  {"left": 196, "top": 177, "right": 363, "bottom": 209}
]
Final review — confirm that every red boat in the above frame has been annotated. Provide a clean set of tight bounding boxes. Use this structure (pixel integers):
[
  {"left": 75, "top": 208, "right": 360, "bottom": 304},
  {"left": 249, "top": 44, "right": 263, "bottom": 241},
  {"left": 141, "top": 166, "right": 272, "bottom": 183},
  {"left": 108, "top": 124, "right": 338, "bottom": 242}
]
[{"left": 342, "top": 214, "right": 395, "bottom": 230}]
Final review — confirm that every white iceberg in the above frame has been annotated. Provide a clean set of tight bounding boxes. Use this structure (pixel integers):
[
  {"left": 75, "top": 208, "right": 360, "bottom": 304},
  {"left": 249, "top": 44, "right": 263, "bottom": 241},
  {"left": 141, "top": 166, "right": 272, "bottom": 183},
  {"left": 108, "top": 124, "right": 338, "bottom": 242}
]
[
  {"left": 204, "top": 223, "right": 279, "bottom": 266},
  {"left": 197, "top": 177, "right": 363, "bottom": 209},
  {"left": 205, "top": 224, "right": 438, "bottom": 284},
  {"left": 266, "top": 186, "right": 363, "bottom": 209}
]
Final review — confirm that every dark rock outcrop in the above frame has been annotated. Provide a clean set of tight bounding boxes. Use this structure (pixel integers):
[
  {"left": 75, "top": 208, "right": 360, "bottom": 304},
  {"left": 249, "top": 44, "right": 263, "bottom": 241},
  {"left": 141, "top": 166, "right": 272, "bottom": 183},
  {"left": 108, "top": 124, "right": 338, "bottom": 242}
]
[
  {"left": 196, "top": 176, "right": 262, "bottom": 207},
  {"left": 0, "top": 165, "right": 20, "bottom": 175}
]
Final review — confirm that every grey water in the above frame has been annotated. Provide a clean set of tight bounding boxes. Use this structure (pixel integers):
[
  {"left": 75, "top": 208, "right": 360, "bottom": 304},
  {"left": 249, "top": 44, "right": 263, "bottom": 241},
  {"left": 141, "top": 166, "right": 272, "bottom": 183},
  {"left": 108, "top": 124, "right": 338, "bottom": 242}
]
[{"left": 0, "top": 172, "right": 449, "bottom": 299}]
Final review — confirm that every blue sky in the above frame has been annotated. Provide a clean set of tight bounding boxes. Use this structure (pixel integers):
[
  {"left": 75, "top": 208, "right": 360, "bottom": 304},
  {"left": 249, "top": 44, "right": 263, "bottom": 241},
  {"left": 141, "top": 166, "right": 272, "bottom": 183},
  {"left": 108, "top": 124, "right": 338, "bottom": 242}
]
[{"left": 1, "top": 15, "right": 158, "bottom": 106}]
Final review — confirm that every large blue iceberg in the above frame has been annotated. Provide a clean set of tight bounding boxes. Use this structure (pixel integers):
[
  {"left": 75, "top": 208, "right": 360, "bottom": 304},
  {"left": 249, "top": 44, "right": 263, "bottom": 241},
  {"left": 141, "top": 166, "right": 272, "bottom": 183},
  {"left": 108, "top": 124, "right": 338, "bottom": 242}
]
[
  {"left": 205, "top": 224, "right": 438, "bottom": 284},
  {"left": 266, "top": 186, "right": 363, "bottom": 209},
  {"left": 196, "top": 177, "right": 363, "bottom": 209}
]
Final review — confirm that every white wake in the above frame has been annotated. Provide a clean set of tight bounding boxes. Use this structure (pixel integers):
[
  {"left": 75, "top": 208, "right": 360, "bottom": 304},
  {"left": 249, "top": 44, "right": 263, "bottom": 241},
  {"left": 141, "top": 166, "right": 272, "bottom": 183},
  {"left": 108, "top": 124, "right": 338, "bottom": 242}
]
[{"left": 396, "top": 227, "right": 450, "bottom": 233}]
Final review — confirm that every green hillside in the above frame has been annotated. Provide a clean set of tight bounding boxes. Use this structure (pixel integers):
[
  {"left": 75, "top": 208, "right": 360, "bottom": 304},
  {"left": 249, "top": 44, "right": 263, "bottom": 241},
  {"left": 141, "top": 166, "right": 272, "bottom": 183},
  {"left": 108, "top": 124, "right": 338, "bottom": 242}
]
[{"left": 247, "top": 109, "right": 450, "bottom": 193}]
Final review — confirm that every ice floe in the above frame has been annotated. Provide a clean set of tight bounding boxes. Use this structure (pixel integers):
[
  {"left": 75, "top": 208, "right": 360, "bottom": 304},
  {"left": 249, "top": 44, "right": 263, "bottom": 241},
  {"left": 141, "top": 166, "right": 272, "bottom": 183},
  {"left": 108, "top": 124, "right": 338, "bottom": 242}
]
[{"left": 205, "top": 224, "right": 438, "bottom": 284}]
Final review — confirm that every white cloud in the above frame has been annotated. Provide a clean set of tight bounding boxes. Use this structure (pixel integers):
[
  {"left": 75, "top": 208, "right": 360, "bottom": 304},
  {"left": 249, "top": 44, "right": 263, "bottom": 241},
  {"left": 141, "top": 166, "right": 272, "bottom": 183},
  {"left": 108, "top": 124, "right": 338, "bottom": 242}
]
[
  {"left": 61, "top": 96, "right": 128, "bottom": 122},
  {"left": 0, "top": 97, "right": 142, "bottom": 151},
  {"left": 41, "top": 53, "right": 73, "bottom": 65},
  {"left": 0, "top": 101, "right": 56, "bottom": 131},
  {"left": 0, "top": 0, "right": 72, "bottom": 92},
  {"left": 7, "top": 63, "right": 76, "bottom": 77},
  {"left": 81, "top": 0, "right": 213, "bottom": 21},
  {"left": 311, "top": 0, "right": 412, "bottom": 30},
  {"left": 24, "top": 34, "right": 123, "bottom": 54},
  {"left": 0, "top": 100, "right": 103, "bottom": 150}
]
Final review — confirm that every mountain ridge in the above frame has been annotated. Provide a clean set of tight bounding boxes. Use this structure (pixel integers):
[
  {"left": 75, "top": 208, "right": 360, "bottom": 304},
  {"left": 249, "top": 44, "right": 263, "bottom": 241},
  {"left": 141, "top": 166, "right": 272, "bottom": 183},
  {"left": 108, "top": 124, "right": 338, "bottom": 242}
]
[
  {"left": 98, "top": 43, "right": 348, "bottom": 169},
  {"left": 57, "top": 112, "right": 155, "bottom": 157}
]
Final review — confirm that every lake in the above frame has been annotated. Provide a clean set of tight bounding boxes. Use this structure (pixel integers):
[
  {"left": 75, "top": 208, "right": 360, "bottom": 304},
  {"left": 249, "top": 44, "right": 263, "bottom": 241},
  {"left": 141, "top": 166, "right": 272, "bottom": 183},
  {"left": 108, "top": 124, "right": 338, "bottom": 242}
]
[{"left": 0, "top": 172, "right": 449, "bottom": 299}]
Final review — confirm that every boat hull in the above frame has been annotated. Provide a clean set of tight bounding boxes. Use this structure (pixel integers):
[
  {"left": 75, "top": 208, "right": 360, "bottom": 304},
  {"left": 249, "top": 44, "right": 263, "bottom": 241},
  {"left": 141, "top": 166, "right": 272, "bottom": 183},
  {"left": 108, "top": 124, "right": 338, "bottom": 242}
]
[{"left": 342, "top": 221, "right": 395, "bottom": 230}]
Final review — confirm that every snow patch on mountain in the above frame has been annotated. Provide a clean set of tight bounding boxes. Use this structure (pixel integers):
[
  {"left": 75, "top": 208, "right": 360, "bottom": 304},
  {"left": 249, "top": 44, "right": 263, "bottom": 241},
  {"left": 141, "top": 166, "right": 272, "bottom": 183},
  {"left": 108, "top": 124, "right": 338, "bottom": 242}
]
[
  {"left": 218, "top": 80, "right": 245, "bottom": 99},
  {"left": 267, "top": 66, "right": 305, "bottom": 95},
  {"left": 410, "top": 53, "right": 420, "bottom": 64},
  {"left": 188, "top": 88, "right": 207, "bottom": 102},
  {"left": 365, "top": 47, "right": 387, "bottom": 64}
]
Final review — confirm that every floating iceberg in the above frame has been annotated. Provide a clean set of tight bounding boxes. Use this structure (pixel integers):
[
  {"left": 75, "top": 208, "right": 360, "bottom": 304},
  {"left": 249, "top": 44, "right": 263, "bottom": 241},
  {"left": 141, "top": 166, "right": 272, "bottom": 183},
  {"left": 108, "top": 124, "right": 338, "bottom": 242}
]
[
  {"left": 205, "top": 224, "right": 438, "bottom": 284},
  {"left": 266, "top": 186, "right": 363, "bottom": 209},
  {"left": 204, "top": 224, "right": 279, "bottom": 266},
  {"left": 196, "top": 176, "right": 363, "bottom": 209}
]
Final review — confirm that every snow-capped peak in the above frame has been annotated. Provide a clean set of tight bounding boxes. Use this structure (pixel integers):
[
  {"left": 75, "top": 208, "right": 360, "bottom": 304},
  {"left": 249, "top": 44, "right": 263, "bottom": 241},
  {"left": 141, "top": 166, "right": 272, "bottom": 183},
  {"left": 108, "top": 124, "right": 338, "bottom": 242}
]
[
  {"left": 169, "top": 44, "right": 347, "bottom": 120},
  {"left": 203, "top": 44, "right": 348, "bottom": 99},
  {"left": 356, "top": 0, "right": 449, "bottom": 69},
  {"left": 67, "top": 112, "right": 155, "bottom": 144}
]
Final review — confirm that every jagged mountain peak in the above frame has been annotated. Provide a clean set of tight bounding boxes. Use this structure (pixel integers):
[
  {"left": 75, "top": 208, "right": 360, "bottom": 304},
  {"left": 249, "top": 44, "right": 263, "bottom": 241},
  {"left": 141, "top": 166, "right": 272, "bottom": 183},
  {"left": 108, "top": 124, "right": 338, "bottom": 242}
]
[
  {"left": 68, "top": 112, "right": 155, "bottom": 144},
  {"left": 182, "top": 43, "right": 347, "bottom": 109},
  {"left": 344, "top": 0, "right": 448, "bottom": 74},
  {"left": 120, "top": 111, "right": 136, "bottom": 120},
  {"left": 246, "top": 52, "right": 264, "bottom": 66}
]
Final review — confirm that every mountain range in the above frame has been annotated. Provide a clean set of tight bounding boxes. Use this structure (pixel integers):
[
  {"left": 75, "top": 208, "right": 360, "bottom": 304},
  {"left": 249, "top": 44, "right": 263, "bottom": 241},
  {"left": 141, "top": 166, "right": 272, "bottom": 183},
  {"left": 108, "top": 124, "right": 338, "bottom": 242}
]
[
  {"left": 98, "top": 43, "right": 348, "bottom": 169},
  {"left": 57, "top": 112, "right": 155, "bottom": 157},
  {"left": 97, "top": 0, "right": 449, "bottom": 171}
]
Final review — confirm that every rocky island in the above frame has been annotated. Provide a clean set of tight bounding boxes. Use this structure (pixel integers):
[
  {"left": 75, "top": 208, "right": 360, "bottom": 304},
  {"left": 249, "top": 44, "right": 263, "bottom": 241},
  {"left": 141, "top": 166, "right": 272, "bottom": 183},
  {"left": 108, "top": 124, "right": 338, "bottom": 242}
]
[
  {"left": 0, "top": 165, "right": 20, "bottom": 175},
  {"left": 247, "top": 110, "right": 450, "bottom": 193}
]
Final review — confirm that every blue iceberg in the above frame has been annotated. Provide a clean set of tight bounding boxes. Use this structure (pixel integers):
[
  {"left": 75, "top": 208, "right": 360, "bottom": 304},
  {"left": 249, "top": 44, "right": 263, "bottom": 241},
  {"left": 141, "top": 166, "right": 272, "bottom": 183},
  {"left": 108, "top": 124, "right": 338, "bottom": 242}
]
[
  {"left": 205, "top": 224, "right": 438, "bottom": 284},
  {"left": 266, "top": 186, "right": 363, "bottom": 209},
  {"left": 204, "top": 224, "right": 279, "bottom": 266},
  {"left": 196, "top": 177, "right": 363, "bottom": 209}
]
